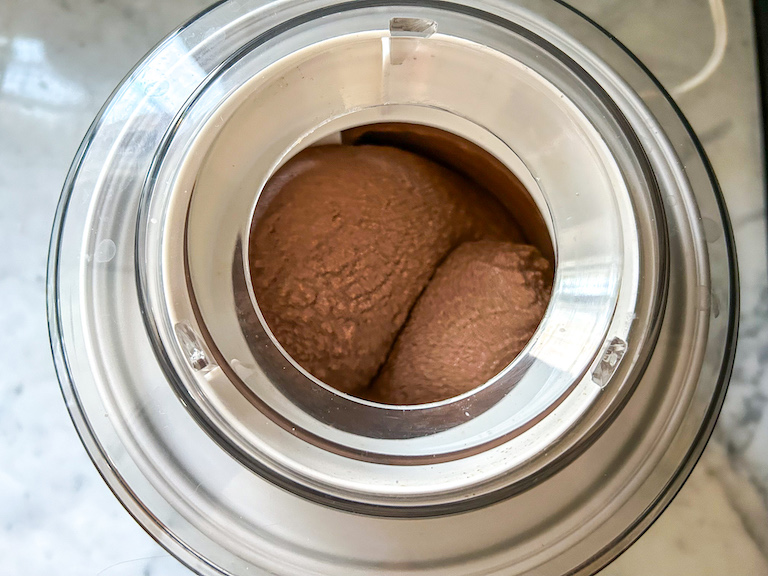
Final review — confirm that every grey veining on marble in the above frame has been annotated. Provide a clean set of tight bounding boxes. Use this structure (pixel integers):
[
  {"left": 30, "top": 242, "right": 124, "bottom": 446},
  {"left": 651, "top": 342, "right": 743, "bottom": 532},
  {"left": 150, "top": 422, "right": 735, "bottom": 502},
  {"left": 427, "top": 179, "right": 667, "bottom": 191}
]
[{"left": 0, "top": 0, "right": 766, "bottom": 574}]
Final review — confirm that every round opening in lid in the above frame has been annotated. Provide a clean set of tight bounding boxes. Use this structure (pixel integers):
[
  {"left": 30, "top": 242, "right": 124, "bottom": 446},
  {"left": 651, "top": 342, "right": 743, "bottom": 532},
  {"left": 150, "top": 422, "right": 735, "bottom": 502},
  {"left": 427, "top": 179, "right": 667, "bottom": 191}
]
[{"left": 246, "top": 122, "right": 555, "bottom": 406}]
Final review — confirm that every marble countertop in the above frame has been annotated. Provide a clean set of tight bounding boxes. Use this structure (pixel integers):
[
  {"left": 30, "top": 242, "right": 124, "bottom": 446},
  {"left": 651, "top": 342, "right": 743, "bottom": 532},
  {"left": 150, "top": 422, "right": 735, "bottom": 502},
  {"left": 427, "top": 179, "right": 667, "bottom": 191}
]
[{"left": 1, "top": 0, "right": 766, "bottom": 574}]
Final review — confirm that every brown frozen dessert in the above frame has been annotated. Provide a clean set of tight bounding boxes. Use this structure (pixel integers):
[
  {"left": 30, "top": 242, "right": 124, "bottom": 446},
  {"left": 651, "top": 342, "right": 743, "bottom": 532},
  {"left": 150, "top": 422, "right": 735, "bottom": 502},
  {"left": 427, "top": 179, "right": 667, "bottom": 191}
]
[
  {"left": 366, "top": 241, "right": 552, "bottom": 404},
  {"left": 249, "top": 143, "right": 551, "bottom": 402}
]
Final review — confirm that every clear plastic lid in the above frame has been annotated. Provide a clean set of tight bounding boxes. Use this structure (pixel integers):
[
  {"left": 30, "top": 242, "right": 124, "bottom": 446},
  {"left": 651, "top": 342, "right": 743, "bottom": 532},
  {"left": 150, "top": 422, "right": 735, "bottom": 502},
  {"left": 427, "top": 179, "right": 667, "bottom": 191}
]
[{"left": 48, "top": 1, "right": 737, "bottom": 574}]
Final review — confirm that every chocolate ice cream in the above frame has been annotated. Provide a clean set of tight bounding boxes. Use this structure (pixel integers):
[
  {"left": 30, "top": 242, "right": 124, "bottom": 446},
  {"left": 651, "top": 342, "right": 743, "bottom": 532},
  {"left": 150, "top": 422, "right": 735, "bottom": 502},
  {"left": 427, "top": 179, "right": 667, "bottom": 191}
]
[
  {"left": 367, "top": 241, "right": 552, "bottom": 404},
  {"left": 249, "top": 143, "right": 551, "bottom": 403}
]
